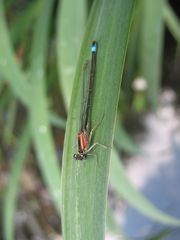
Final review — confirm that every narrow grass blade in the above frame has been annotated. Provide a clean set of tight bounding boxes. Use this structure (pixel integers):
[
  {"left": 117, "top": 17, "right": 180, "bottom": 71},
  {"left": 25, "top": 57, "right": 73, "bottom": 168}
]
[
  {"left": 3, "top": 100, "right": 17, "bottom": 145},
  {"left": 3, "top": 121, "right": 31, "bottom": 240},
  {"left": 0, "top": 0, "right": 61, "bottom": 215},
  {"left": 61, "top": 1, "right": 136, "bottom": 239},
  {"left": 114, "top": 118, "right": 139, "bottom": 154},
  {"left": 0, "top": 89, "right": 12, "bottom": 111},
  {"left": 10, "top": 0, "right": 43, "bottom": 46},
  {"left": 0, "top": 75, "right": 3, "bottom": 91},
  {"left": 29, "top": 0, "right": 61, "bottom": 215},
  {"left": 48, "top": 112, "right": 66, "bottom": 129},
  {"left": 109, "top": 149, "right": 180, "bottom": 226},
  {"left": 139, "top": 0, "right": 165, "bottom": 109},
  {"left": 122, "top": 0, "right": 142, "bottom": 95},
  {"left": 56, "top": 0, "right": 87, "bottom": 109},
  {"left": 163, "top": 2, "right": 180, "bottom": 43},
  {"left": 0, "top": 0, "right": 30, "bottom": 107}
]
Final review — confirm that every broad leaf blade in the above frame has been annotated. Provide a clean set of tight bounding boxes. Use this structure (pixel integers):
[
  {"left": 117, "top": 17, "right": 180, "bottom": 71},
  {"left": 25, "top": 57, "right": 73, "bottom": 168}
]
[{"left": 62, "top": 1, "right": 136, "bottom": 239}]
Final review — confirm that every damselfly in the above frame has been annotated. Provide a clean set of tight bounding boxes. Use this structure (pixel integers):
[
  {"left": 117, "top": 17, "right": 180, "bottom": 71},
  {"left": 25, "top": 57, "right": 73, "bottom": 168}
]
[{"left": 73, "top": 41, "right": 108, "bottom": 163}]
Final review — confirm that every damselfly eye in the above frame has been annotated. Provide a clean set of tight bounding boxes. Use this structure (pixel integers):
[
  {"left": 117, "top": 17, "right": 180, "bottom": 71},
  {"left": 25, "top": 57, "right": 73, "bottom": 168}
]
[
  {"left": 73, "top": 153, "right": 84, "bottom": 160},
  {"left": 79, "top": 154, "right": 84, "bottom": 160}
]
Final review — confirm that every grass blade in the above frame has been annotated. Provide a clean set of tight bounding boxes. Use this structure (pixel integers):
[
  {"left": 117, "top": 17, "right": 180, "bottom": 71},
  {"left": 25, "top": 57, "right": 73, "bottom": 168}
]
[
  {"left": 49, "top": 112, "right": 66, "bottom": 129},
  {"left": 61, "top": 1, "right": 135, "bottom": 239},
  {"left": 122, "top": 0, "right": 142, "bottom": 96},
  {"left": 139, "top": 0, "right": 165, "bottom": 109},
  {"left": 3, "top": 100, "right": 17, "bottom": 145},
  {"left": 56, "top": 0, "right": 87, "bottom": 109},
  {"left": 0, "top": 89, "right": 12, "bottom": 111},
  {"left": 0, "top": 0, "right": 61, "bottom": 215},
  {"left": 29, "top": 0, "right": 61, "bottom": 215},
  {"left": 0, "top": 0, "right": 30, "bottom": 107},
  {"left": 3, "top": 121, "right": 31, "bottom": 240},
  {"left": 10, "top": 0, "right": 43, "bottom": 46},
  {"left": 114, "top": 118, "right": 139, "bottom": 154},
  {"left": 109, "top": 149, "right": 180, "bottom": 226},
  {"left": 163, "top": 2, "right": 180, "bottom": 43}
]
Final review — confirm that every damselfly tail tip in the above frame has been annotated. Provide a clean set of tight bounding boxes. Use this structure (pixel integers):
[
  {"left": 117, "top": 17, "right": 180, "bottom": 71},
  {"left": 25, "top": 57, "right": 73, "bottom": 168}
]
[{"left": 91, "top": 41, "right": 97, "bottom": 53}]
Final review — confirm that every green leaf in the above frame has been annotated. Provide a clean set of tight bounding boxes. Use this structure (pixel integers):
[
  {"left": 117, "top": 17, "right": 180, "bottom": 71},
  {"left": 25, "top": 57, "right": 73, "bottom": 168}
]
[
  {"left": 163, "top": 2, "right": 180, "bottom": 43},
  {"left": 3, "top": 121, "right": 31, "bottom": 240},
  {"left": 0, "top": 0, "right": 30, "bottom": 107},
  {"left": 114, "top": 117, "right": 139, "bottom": 154},
  {"left": 61, "top": 1, "right": 136, "bottom": 239},
  {"left": 0, "top": 89, "right": 12, "bottom": 112},
  {"left": 139, "top": 0, "right": 165, "bottom": 109},
  {"left": 49, "top": 112, "right": 66, "bottom": 129},
  {"left": 29, "top": 0, "right": 61, "bottom": 215},
  {"left": 3, "top": 100, "right": 17, "bottom": 145},
  {"left": 10, "top": 0, "right": 43, "bottom": 46},
  {"left": 56, "top": 0, "right": 87, "bottom": 109},
  {"left": 122, "top": 0, "right": 142, "bottom": 95},
  {"left": 109, "top": 149, "right": 180, "bottom": 226},
  {"left": 0, "top": 0, "right": 61, "bottom": 215}
]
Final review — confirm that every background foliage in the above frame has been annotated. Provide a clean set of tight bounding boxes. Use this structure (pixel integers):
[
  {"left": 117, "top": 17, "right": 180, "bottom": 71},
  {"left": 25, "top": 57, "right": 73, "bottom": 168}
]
[{"left": 0, "top": 0, "right": 180, "bottom": 239}]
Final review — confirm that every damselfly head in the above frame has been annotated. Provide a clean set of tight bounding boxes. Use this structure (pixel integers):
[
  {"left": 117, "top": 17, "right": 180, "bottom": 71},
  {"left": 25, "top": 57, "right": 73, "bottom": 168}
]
[
  {"left": 91, "top": 41, "right": 97, "bottom": 53},
  {"left": 73, "top": 153, "right": 87, "bottom": 160}
]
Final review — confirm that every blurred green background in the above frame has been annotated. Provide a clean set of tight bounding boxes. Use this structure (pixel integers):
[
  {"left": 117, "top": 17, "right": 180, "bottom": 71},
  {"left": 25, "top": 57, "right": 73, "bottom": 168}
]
[{"left": 0, "top": 0, "right": 180, "bottom": 239}]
